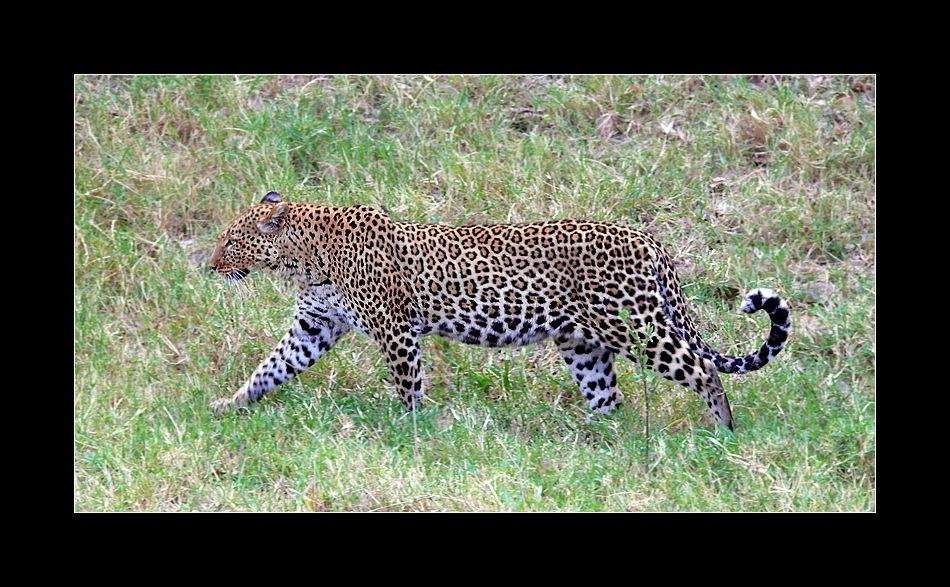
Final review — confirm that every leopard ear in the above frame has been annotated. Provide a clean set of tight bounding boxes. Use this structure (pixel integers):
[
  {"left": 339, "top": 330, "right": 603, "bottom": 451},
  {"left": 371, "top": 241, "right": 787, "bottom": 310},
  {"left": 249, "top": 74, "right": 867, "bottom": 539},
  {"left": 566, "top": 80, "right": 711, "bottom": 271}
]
[
  {"left": 258, "top": 201, "right": 288, "bottom": 234},
  {"left": 261, "top": 191, "right": 282, "bottom": 204}
]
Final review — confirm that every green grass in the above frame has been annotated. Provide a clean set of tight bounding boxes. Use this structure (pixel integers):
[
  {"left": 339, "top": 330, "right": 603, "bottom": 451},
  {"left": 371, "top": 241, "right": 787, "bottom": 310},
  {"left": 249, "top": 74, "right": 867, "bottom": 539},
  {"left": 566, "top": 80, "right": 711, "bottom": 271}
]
[{"left": 75, "top": 74, "right": 875, "bottom": 511}]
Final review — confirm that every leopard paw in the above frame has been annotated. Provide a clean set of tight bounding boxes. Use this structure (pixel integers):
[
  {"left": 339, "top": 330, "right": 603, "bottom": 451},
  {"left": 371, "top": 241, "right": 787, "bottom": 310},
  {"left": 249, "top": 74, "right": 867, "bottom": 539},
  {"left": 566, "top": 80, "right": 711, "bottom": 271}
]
[{"left": 211, "top": 391, "right": 249, "bottom": 415}]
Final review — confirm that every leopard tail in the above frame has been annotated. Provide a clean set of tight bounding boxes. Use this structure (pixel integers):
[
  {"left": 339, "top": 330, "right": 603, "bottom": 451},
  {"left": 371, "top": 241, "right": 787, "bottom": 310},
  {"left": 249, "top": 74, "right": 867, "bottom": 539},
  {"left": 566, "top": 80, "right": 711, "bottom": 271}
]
[{"left": 711, "top": 288, "right": 792, "bottom": 374}]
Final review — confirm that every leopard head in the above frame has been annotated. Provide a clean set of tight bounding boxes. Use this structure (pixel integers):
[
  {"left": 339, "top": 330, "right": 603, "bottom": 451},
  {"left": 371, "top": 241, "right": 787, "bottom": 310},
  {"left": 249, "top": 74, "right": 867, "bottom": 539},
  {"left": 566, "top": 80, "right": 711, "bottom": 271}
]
[{"left": 209, "top": 191, "right": 290, "bottom": 283}]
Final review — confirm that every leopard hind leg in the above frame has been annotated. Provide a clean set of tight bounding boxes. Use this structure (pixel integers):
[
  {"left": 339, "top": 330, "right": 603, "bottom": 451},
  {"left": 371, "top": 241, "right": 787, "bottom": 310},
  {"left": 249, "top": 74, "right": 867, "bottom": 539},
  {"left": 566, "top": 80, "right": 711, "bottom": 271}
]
[
  {"left": 582, "top": 311, "right": 735, "bottom": 431},
  {"left": 620, "top": 319, "right": 734, "bottom": 431}
]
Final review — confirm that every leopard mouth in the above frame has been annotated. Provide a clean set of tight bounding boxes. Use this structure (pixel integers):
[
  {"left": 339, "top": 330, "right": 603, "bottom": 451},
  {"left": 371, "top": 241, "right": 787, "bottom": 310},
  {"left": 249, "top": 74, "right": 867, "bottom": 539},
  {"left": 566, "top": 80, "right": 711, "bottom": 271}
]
[{"left": 226, "top": 268, "right": 250, "bottom": 282}]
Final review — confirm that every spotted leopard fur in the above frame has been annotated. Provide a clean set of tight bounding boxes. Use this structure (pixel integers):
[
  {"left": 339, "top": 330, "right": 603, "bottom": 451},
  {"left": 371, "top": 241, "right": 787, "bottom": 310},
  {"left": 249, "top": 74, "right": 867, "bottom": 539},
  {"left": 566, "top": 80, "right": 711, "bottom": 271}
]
[{"left": 209, "top": 192, "right": 791, "bottom": 431}]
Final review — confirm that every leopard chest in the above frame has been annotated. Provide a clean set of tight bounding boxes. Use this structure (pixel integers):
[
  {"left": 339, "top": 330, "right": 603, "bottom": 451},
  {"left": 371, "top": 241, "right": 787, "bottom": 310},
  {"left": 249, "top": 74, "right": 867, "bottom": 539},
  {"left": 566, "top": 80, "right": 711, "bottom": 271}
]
[{"left": 297, "top": 283, "right": 372, "bottom": 336}]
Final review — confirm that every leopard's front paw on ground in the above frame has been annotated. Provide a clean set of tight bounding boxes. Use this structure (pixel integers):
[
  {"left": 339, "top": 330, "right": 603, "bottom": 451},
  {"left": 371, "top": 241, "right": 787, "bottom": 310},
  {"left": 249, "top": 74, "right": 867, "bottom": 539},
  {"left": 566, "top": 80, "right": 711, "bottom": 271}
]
[
  {"left": 210, "top": 397, "right": 234, "bottom": 415},
  {"left": 211, "top": 394, "right": 248, "bottom": 415}
]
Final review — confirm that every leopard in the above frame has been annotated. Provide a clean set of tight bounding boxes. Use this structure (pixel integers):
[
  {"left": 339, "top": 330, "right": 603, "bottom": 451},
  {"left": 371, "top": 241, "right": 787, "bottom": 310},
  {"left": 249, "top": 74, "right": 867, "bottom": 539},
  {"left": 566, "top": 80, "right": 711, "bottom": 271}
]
[{"left": 208, "top": 191, "right": 791, "bottom": 431}]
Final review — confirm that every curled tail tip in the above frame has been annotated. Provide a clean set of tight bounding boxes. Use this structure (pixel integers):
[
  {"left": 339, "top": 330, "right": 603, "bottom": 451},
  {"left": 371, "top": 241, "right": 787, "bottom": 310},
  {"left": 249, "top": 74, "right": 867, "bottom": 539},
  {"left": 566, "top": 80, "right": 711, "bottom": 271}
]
[
  {"left": 741, "top": 288, "right": 781, "bottom": 314},
  {"left": 741, "top": 287, "right": 791, "bottom": 329},
  {"left": 712, "top": 287, "right": 792, "bottom": 375}
]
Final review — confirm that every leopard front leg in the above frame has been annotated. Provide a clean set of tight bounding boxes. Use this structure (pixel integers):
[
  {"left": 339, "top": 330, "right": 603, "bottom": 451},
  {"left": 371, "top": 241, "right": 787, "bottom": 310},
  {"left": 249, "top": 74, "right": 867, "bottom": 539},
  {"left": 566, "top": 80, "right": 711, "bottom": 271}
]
[
  {"left": 374, "top": 325, "right": 425, "bottom": 411},
  {"left": 212, "top": 315, "right": 350, "bottom": 415}
]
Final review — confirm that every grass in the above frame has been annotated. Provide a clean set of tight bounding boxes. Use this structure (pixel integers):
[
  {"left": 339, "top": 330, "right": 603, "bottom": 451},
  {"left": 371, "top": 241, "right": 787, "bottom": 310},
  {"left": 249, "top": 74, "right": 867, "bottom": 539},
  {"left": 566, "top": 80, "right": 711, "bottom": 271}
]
[{"left": 74, "top": 74, "right": 875, "bottom": 511}]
